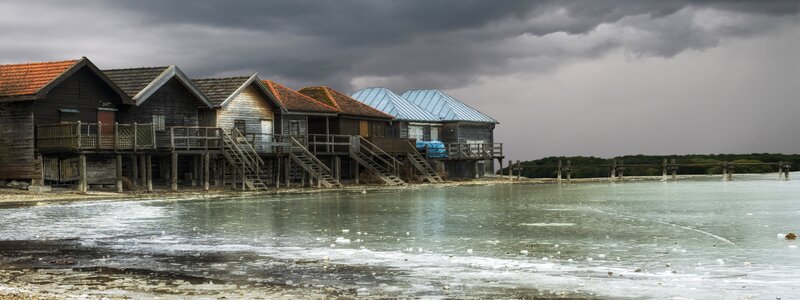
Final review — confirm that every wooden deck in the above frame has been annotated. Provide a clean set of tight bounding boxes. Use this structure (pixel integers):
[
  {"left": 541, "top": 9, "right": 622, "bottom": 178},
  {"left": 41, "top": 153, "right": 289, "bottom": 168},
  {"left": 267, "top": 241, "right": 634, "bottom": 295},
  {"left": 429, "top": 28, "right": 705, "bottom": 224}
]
[{"left": 36, "top": 122, "right": 156, "bottom": 152}]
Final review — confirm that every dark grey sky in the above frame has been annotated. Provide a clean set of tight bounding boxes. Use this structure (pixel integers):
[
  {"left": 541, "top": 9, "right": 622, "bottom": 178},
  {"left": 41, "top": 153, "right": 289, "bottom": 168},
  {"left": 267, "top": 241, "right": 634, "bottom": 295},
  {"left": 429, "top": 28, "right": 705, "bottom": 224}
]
[{"left": 1, "top": 0, "right": 797, "bottom": 160}]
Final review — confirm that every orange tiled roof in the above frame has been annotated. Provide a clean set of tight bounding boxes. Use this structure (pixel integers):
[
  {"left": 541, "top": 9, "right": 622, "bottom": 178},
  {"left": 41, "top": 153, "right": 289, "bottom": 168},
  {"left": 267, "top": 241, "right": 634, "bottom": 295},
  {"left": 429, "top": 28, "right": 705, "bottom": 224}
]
[
  {"left": 262, "top": 80, "right": 338, "bottom": 113},
  {"left": 0, "top": 59, "right": 79, "bottom": 98},
  {"left": 299, "top": 86, "right": 394, "bottom": 119}
]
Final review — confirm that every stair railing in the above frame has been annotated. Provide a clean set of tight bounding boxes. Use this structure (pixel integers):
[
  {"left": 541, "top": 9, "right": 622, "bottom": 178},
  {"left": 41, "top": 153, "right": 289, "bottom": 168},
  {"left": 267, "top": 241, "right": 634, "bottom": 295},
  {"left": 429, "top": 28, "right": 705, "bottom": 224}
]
[
  {"left": 289, "top": 137, "right": 333, "bottom": 175},
  {"left": 358, "top": 137, "right": 402, "bottom": 174}
]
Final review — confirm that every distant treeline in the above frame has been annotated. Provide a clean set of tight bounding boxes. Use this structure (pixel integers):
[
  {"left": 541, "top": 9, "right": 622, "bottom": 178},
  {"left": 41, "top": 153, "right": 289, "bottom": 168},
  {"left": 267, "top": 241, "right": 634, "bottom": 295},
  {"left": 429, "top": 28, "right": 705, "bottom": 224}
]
[{"left": 499, "top": 154, "right": 800, "bottom": 179}]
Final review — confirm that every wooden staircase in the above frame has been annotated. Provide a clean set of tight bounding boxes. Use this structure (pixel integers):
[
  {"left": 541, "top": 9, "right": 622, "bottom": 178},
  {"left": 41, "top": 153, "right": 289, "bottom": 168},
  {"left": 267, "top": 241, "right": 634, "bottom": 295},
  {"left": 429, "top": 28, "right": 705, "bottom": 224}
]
[
  {"left": 288, "top": 137, "right": 342, "bottom": 188},
  {"left": 406, "top": 141, "right": 443, "bottom": 183},
  {"left": 351, "top": 137, "right": 406, "bottom": 186},
  {"left": 221, "top": 128, "right": 268, "bottom": 191}
]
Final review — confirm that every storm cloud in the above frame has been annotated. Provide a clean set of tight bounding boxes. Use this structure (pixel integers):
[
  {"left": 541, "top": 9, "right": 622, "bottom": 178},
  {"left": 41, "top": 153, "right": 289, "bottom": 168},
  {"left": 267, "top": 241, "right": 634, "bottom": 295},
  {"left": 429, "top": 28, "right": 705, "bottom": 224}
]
[{"left": 0, "top": 0, "right": 798, "bottom": 159}]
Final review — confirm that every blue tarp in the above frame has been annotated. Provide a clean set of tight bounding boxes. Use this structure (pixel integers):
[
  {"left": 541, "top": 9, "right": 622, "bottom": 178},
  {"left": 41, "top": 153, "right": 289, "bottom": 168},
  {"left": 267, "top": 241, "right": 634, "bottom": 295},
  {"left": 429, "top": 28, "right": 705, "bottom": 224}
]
[{"left": 416, "top": 140, "right": 447, "bottom": 158}]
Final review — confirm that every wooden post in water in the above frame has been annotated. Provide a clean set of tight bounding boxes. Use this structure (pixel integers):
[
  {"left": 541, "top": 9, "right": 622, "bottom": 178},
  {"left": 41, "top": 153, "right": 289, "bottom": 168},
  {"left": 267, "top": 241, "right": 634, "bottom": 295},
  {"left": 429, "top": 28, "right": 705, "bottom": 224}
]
[
  {"left": 232, "top": 162, "right": 238, "bottom": 190},
  {"left": 557, "top": 160, "right": 562, "bottom": 182},
  {"left": 171, "top": 152, "right": 178, "bottom": 191},
  {"left": 618, "top": 159, "right": 624, "bottom": 179},
  {"left": 78, "top": 154, "right": 87, "bottom": 193},
  {"left": 145, "top": 154, "right": 153, "bottom": 192},
  {"left": 131, "top": 154, "right": 139, "bottom": 186},
  {"left": 566, "top": 160, "right": 572, "bottom": 181},
  {"left": 722, "top": 161, "right": 733, "bottom": 181},
  {"left": 115, "top": 154, "right": 123, "bottom": 193},
  {"left": 203, "top": 153, "right": 210, "bottom": 191},
  {"left": 138, "top": 154, "right": 147, "bottom": 186},
  {"left": 670, "top": 158, "right": 677, "bottom": 180},
  {"left": 662, "top": 159, "right": 668, "bottom": 181},
  {"left": 610, "top": 159, "right": 617, "bottom": 180}
]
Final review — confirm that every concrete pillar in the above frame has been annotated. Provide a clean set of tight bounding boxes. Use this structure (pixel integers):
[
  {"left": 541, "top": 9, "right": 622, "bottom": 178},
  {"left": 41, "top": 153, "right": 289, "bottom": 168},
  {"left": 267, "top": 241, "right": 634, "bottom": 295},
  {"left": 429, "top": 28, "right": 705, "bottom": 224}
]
[
  {"left": 78, "top": 154, "right": 87, "bottom": 193},
  {"left": 115, "top": 154, "right": 123, "bottom": 193},
  {"left": 171, "top": 152, "right": 178, "bottom": 191}
]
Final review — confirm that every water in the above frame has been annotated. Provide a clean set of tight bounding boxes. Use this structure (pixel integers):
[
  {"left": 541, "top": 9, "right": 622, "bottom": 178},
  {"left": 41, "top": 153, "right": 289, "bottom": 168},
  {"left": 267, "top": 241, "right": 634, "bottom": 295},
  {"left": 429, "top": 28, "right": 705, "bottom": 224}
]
[{"left": 2, "top": 174, "right": 799, "bottom": 298}]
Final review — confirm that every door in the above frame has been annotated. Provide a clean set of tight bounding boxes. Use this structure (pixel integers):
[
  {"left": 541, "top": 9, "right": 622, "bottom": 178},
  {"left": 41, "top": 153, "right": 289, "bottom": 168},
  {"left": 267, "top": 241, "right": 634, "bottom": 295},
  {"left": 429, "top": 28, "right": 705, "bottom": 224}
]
[
  {"left": 97, "top": 110, "right": 115, "bottom": 135},
  {"left": 260, "top": 119, "right": 273, "bottom": 152},
  {"left": 359, "top": 120, "right": 369, "bottom": 138}
]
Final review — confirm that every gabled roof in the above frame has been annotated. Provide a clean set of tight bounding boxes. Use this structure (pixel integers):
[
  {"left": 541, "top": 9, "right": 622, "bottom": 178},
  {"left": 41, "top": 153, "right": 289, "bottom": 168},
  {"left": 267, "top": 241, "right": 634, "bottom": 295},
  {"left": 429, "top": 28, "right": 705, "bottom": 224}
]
[
  {"left": 402, "top": 89, "right": 498, "bottom": 124},
  {"left": 0, "top": 57, "right": 129, "bottom": 102},
  {"left": 298, "top": 86, "right": 393, "bottom": 120},
  {"left": 350, "top": 87, "right": 440, "bottom": 122},
  {"left": 104, "top": 65, "right": 213, "bottom": 108},
  {"left": 192, "top": 74, "right": 278, "bottom": 110},
  {"left": 262, "top": 80, "right": 338, "bottom": 114}
]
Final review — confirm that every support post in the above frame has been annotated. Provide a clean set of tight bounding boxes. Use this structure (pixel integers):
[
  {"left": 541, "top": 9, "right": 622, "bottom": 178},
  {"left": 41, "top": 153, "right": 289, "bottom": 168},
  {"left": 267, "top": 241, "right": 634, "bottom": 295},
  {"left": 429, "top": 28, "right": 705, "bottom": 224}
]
[
  {"left": 778, "top": 161, "right": 784, "bottom": 180},
  {"left": 618, "top": 159, "right": 624, "bottom": 179},
  {"left": 171, "top": 152, "right": 178, "bottom": 191},
  {"left": 516, "top": 160, "right": 522, "bottom": 181},
  {"left": 138, "top": 154, "right": 147, "bottom": 186},
  {"left": 131, "top": 154, "right": 139, "bottom": 185},
  {"left": 662, "top": 159, "right": 668, "bottom": 181},
  {"left": 566, "top": 160, "right": 571, "bottom": 181},
  {"left": 557, "top": 160, "right": 562, "bottom": 182},
  {"left": 203, "top": 153, "right": 210, "bottom": 191},
  {"left": 146, "top": 154, "right": 153, "bottom": 192},
  {"left": 334, "top": 156, "right": 341, "bottom": 182},
  {"left": 285, "top": 157, "right": 290, "bottom": 187},
  {"left": 611, "top": 159, "right": 617, "bottom": 180},
  {"left": 275, "top": 156, "right": 281, "bottom": 188},
  {"left": 232, "top": 161, "right": 238, "bottom": 190},
  {"left": 78, "top": 154, "right": 87, "bottom": 193},
  {"left": 671, "top": 158, "right": 677, "bottom": 180},
  {"left": 115, "top": 154, "right": 123, "bottom": 193}
]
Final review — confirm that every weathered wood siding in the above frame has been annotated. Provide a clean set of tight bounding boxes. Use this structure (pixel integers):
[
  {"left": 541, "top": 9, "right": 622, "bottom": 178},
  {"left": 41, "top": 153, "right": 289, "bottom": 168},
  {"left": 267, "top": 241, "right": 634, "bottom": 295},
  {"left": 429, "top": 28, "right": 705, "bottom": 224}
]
[
  {"left": 0, "top": 102, "right": 39, "bottom": 180},
  {"left": 33, "top": 67, "right": 123, "bottom": 124},
  {"left": 216, "top": 84, "right": 275, "bottom": 135},
  {"left": 117, "top": 78, "right": 202, "bottom": 126},
  {"left": 280, "top": 115, "right": 308, "bottom": 136}
]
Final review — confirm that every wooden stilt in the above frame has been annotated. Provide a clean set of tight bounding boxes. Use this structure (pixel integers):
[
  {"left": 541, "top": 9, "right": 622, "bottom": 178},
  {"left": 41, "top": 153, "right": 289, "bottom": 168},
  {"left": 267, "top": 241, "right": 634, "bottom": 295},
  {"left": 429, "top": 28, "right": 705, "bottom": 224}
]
[
  {"left": 131, "top": 154, "right": 139, "bottom": 185},
  {"left": 138, "top": 154, "right": 147, "bottom": 186},
  {"left": 203, "top": 153, "right": 210, "bottom": 191},
  {"left": 565, "top": 160, "right": 571, "bottom": 181},
  {"left": 275, "top": 156, "right": 281, "bottom": 188},
  {"left": 171, "top": 152, "right": 178, "bottom": 191},
  {"left": 115, "top": 154, "right": 123, "bottom": 193},
  {"left": 662, "top": 159, "right": 668, "bottom": 181},
  {"left": 671, "top": 158, "right": 677, "bottom": 180},
  {"left": 617, "top": 159, "right": 623, "bottom": 179},
  {"left": 334, "top": 156, "right": 341, "bottom": 182},
  {"left": 557, "top": 160, "right": 562, "bottom": 182},
  {"left": 78, "top": 154, "right": 87, "bottom": 193},
  {"left": 516, "top": 160, "right": 522, "bottom": 181},
  {"left": 232, "top": 162, "right": 238, "bottom": 190},
  {"left": 285, "top": 158, "right": 290, "bottom": 187},
  {"left": 610, "top": 159, "right": 617, "bottom": 180},
  {"left": 146, "top": 154, "right": 153, "bottom": 192}
]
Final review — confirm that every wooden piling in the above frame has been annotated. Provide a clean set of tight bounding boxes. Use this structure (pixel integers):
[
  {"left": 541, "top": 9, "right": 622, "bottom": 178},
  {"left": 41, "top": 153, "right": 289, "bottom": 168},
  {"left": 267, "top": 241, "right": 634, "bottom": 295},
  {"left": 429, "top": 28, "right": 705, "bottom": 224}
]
[
  {"left": 662, "top": 159, "right": 667, "bottom": 181},
  {"left": 203, "top": 153, "right": 210, "bottom": 191},
  {"left": 557, "top": 160, "right": 562, "bottom": 182},
  {"left": 131, "top": 154, "right": 139, "bottom": 185},
  {"left": 145, "top": 154, "right": 153, "bottom": 192},
  {"left": 671, "top": 158, "right": 677, "bottom": 180},
  {"left": 610, "top": 159, "right": 616, "bottom": 180},
  {"left": 78, "top": 154, "right": 87, "bottom": 193},
  {"left": 566, "top": 160, "right": 571, "bottom": 181},
  {"left": 138, "top": 154, "right": 147, "bottom": 186},
  {"left": 171, "top": 152, "right": 178, "bottom": 191},
  {"left": 115, "top": 154, "right": 123, "bottom": 193}
]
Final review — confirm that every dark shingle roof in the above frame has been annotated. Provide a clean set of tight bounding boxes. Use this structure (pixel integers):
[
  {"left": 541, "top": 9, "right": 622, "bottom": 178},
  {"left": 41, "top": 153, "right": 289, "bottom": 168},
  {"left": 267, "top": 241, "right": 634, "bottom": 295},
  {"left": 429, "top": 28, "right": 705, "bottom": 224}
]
[
  {"left": 192, "top": 77, "right": 252, "bottom": 107},
  {"left": 103, "top": 67, "right": 170, "bottom": 98},
  {"left": 262, "top": 80, "right": 338, "bottom": 113},
  {"left": 0, "top": 59, "right": 79, "bottom": 98},
  {"left": 299, "top": 86, "right": 393, "bottom": 119}
]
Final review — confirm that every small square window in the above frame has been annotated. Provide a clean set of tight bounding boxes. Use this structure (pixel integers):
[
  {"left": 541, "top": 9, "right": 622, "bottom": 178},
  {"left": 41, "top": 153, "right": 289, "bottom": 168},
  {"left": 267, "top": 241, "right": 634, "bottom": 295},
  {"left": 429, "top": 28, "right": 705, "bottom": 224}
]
[
  {"left": 234, "top": 120, "right": 247, "bottom": 135},
  {"left": 152, "top": 115, "right": 166, "bottom": 131}
]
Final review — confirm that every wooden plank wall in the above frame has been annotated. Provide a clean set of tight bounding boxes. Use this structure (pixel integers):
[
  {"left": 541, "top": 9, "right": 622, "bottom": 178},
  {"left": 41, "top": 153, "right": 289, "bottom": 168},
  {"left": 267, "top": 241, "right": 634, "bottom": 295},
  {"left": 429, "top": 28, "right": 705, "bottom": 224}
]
[
  {"left": 216, "top": 84, "right": 275, "bottom": 135},
  {"left": 117, "top": 78, "right": 202, "bottom": 126},
  {"left": 0, "top": 101, "right": 40, "bottom": 180},
  {"left": 280, "top": 115, "right": 308, "bottom": 136},
  {"left": 33, "top": 67, "right": 123, "bottom": 124}
]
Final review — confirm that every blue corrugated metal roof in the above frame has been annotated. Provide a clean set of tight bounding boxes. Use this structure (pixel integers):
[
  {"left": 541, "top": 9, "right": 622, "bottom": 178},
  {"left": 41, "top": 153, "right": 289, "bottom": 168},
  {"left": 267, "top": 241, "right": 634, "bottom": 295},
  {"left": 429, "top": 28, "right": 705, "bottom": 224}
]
[
  {"left": 351, "top": 87, "right": 440, "bottom": 122},
  {"left": 401, "top": 89, "right": 498, "bottom": 124}
]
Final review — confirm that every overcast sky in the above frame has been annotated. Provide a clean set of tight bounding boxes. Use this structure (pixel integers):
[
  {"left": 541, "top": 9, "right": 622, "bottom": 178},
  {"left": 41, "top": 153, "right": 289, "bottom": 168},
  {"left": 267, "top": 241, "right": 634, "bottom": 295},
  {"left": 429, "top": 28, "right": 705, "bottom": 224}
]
[{"left": 1, "top": 0, "right": 797, "bottom": 160}]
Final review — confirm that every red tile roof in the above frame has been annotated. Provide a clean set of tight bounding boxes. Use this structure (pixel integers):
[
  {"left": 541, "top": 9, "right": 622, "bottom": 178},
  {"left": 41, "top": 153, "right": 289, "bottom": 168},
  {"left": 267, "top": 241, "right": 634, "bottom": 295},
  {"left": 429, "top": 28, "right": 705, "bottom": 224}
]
[
  {"left": 262, "top": 80, "right": 338, "bottom": 113},
  {"left": 0, "top": 59, "right": 79, "bottom": 98},
  {"left": 299, "top": 86, "right": 394, "bottom": 119}
]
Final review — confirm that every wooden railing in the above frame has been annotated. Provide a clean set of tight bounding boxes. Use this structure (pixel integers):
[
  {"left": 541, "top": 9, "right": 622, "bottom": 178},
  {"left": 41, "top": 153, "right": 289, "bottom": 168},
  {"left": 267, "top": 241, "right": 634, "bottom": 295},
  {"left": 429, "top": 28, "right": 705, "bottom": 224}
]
[
  {"left": 308, "top": 134, "right": 353, "bottom": 154},
  {"left": 445, "top": 143, "right": 504, "bottom": 160},
  {"left": 36, "top": 122, "right": 155, "bottom": 151},
  {"left": 157, "top": 127, "right": 223, "bottom": 150}
]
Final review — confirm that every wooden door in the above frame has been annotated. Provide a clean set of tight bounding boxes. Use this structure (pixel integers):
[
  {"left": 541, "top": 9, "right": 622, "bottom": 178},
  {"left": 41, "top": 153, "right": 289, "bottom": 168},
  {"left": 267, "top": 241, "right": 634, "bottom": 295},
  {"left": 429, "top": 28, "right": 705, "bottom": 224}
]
[
  {"left": 359, "top": 120, "right": 369, "bottom": 138},
  {"left": 97, "top": 110, "right": 115, "bottom": 135}
]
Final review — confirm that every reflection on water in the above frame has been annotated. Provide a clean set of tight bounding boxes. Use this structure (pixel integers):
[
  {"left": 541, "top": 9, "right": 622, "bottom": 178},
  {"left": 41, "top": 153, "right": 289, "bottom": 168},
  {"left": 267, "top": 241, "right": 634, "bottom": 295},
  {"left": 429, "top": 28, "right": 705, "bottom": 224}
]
[{"left": 2, "top": 174, "right": 799, "bottom": 298}]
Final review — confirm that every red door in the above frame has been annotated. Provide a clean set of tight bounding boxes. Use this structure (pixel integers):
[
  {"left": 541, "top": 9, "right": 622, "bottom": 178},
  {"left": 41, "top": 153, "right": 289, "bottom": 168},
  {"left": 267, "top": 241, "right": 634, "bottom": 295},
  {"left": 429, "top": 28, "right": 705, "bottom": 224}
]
[{"left": 97, "top": 110, "right": 115, "bottom": 135}]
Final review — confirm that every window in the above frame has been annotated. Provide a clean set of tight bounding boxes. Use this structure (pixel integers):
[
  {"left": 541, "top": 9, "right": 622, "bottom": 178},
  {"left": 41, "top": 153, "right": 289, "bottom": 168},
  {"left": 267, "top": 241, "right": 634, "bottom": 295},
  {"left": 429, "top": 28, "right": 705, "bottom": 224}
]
[
  {"left": 430, "top": 127, "right": 440, "bottom": 141},
  {"left": 152, "top": 114, "right": 166, "bottom": 131},
  {"left": 289, "top": 120, "right": 301, "bottom": 136},
  {"left": 233, "top": 120, "right": 246, "bottom": 135},
  {"left": 408, "top": 125, "right": 424, "bottom": 140}
]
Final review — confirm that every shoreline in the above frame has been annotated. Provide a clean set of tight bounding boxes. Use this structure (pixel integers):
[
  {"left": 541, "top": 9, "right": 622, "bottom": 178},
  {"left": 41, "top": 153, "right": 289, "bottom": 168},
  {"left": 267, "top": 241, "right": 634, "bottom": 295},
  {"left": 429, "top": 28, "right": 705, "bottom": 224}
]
[{"left": 0, "top": 173, "right": 772, "bottom": 207}]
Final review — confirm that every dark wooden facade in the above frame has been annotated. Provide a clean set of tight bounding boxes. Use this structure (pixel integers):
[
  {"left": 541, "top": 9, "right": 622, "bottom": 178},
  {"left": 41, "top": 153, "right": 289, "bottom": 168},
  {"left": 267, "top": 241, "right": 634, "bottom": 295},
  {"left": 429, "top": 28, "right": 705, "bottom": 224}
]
[
  {"left": 0, "top": 59, "right": 129, "bottom": 182},
  {"left": 116, "top": 78, "right": 206, "bottom": 126}
]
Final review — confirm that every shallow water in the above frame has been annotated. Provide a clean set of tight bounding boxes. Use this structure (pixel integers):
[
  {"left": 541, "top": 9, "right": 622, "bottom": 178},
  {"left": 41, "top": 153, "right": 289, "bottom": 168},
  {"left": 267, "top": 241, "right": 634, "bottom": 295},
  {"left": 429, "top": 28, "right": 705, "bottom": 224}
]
[{"left": 2, "top": 174, "right": 799, "bottom": 298}]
